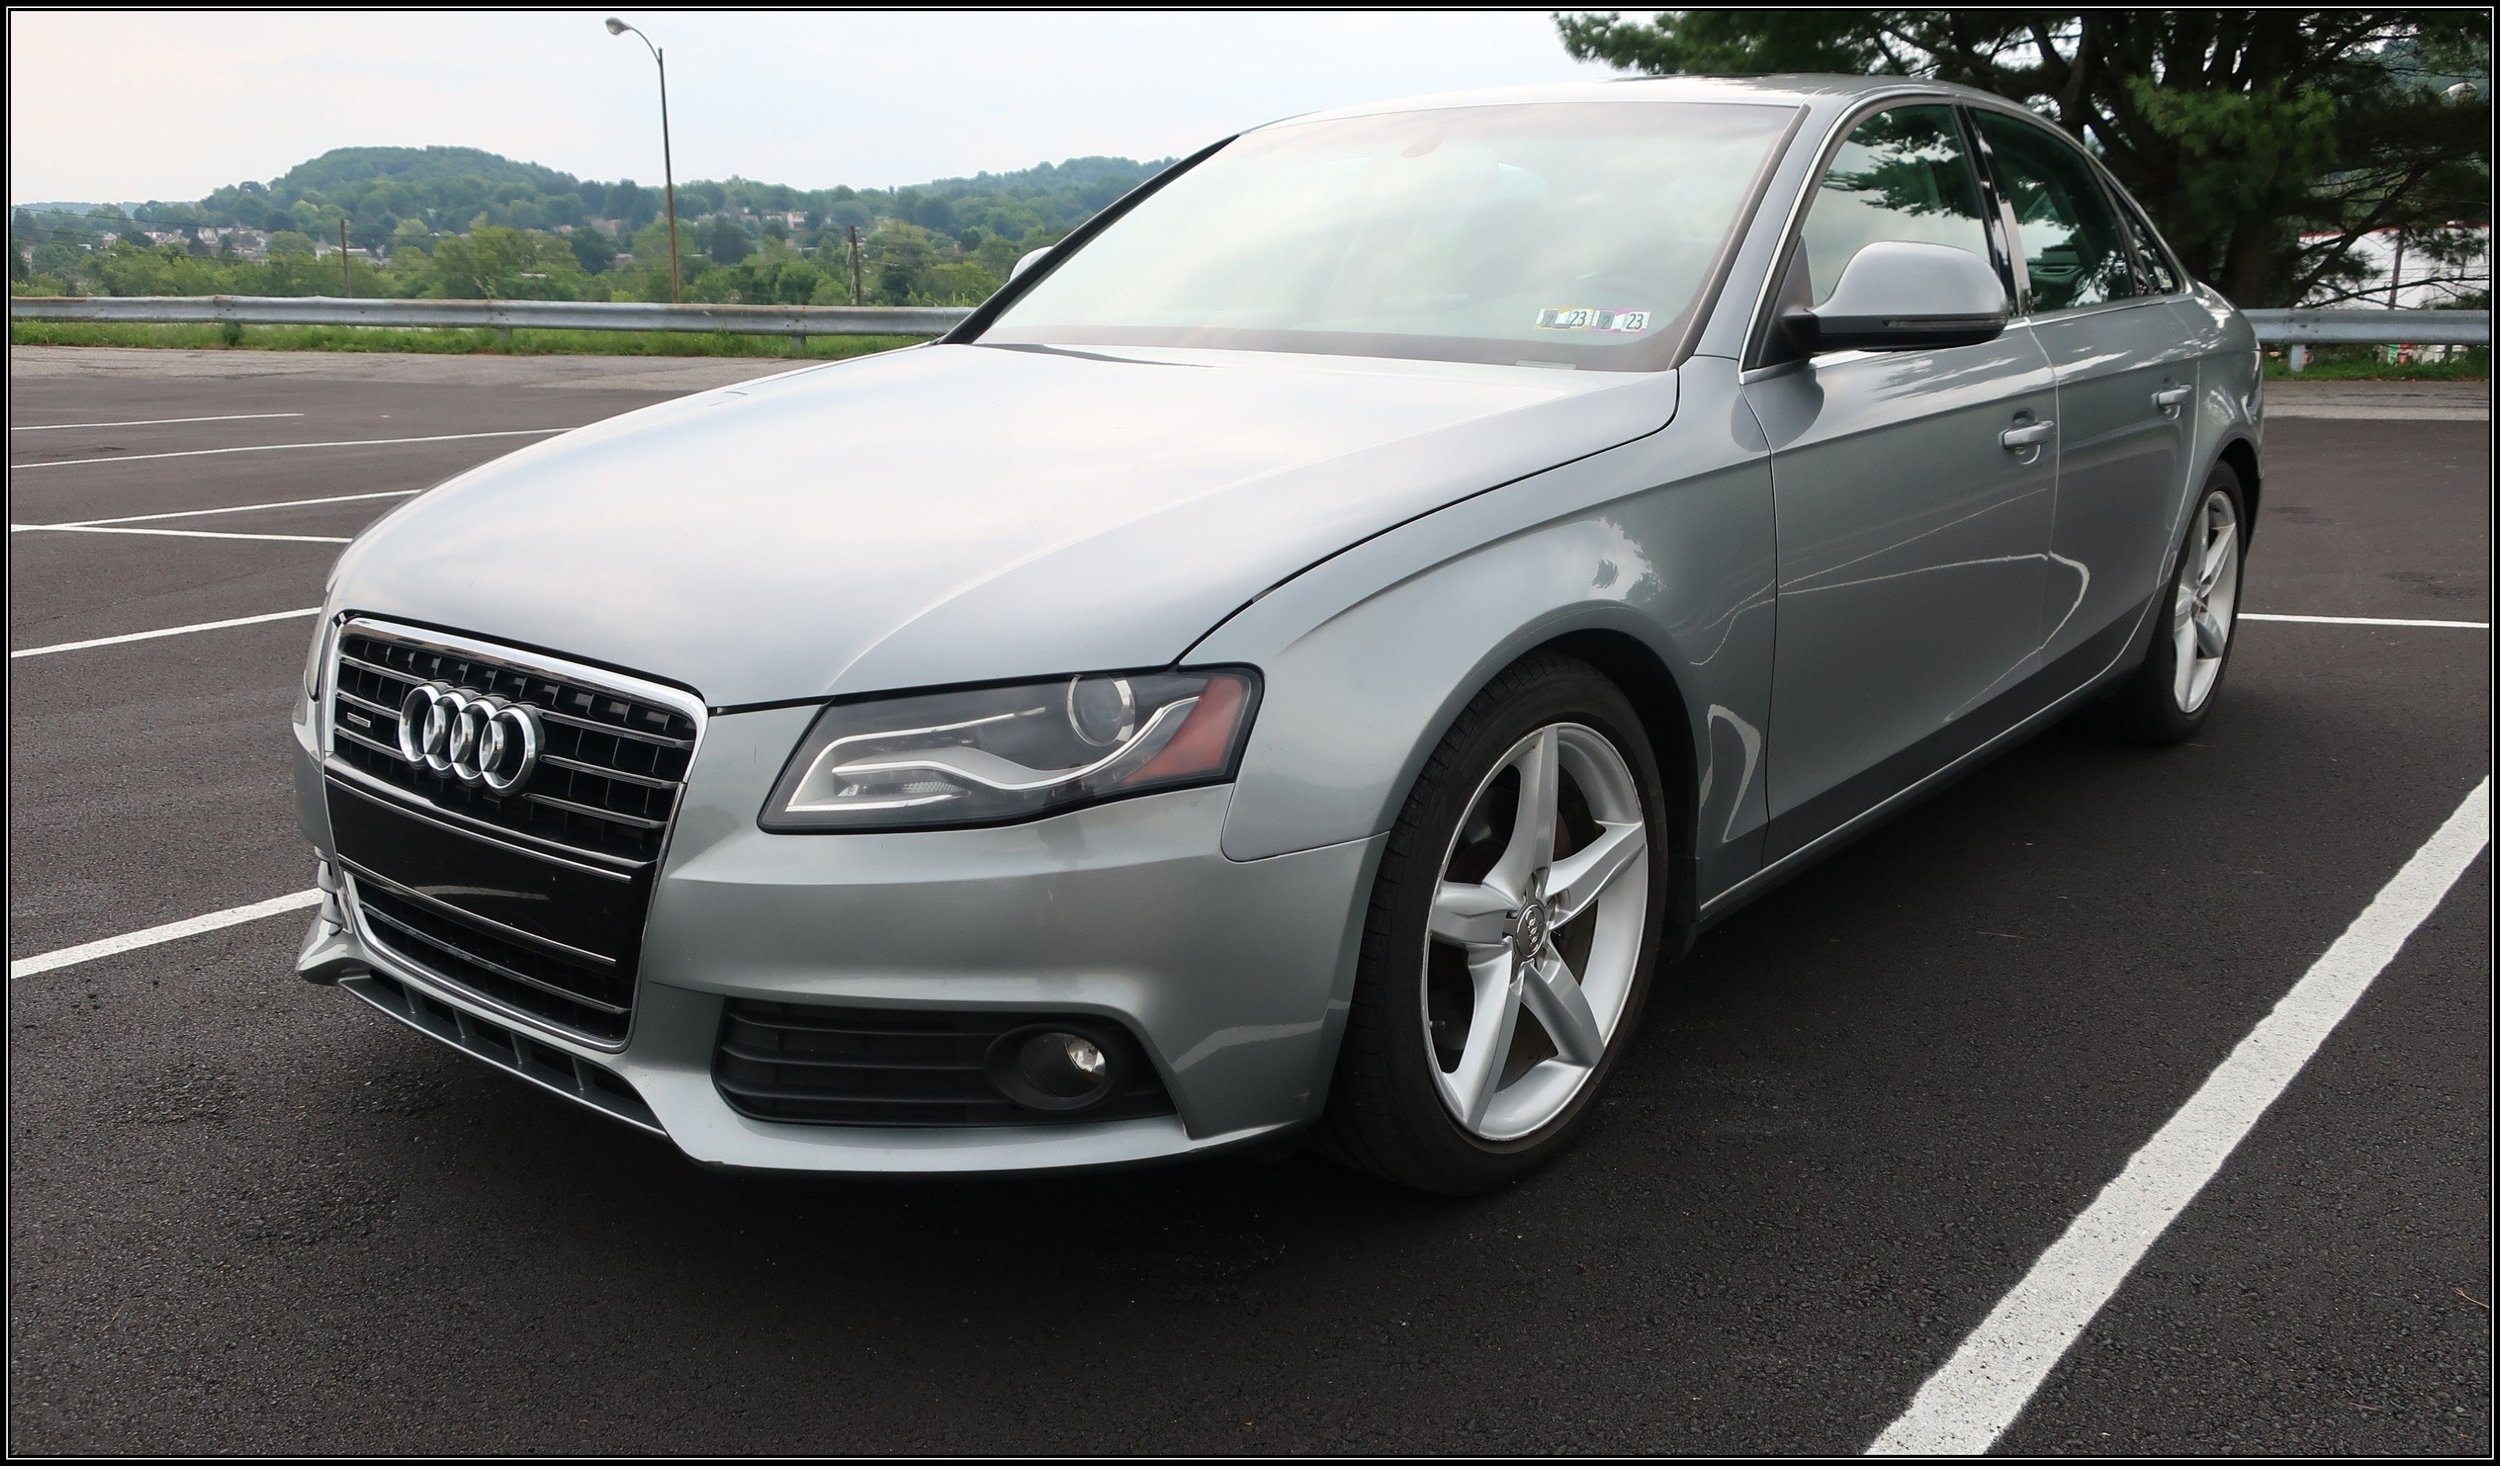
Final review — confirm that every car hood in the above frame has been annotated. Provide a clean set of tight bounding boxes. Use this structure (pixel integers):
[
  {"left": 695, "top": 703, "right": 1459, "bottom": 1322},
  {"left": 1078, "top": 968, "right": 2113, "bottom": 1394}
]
[{"left": 331, "top": 342, "right": 1677, "bottom": 706}]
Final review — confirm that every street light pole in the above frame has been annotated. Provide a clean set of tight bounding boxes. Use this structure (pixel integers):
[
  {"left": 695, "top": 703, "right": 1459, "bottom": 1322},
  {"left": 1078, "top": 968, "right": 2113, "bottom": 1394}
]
[{"left": 606, "top": 17, "right": 681, "bottom": 305}]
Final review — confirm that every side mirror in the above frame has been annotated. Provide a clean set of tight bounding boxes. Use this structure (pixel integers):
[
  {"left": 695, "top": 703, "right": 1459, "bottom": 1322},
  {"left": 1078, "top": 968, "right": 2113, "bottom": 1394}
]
[
  {"left": 1010, "top": 246, "right": 1052, "bottom": 282},
  {"left": 1783, "top": 240, "right": 2008, "bottom": 354}
]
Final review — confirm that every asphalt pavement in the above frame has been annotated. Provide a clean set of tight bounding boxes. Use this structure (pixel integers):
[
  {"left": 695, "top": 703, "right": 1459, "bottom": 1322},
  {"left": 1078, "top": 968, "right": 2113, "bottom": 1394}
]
[{"left": 6, "top": 346, "right": 2490, "bottom": 1454}]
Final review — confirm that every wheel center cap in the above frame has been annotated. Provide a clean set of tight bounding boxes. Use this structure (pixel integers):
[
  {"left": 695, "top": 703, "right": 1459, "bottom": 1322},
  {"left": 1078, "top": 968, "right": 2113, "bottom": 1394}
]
[{"left": 1511, "top": 901, "right": 1550, "bottom": 954}]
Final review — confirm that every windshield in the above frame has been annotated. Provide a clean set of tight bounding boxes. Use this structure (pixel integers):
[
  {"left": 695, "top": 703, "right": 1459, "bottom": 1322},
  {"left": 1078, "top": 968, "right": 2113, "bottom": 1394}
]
[{"left": 978, "top": 100, "right": 1798, "bottom": 371}]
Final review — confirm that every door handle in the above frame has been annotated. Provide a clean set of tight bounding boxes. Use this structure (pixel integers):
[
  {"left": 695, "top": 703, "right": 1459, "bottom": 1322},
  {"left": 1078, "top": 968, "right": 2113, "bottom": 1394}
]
[
  {"left": 2000, "top": 420, "right": 2055, "bottom": 451},
  {"left": 2152, "top": 385, "right": 2192, "bottom": 412}
]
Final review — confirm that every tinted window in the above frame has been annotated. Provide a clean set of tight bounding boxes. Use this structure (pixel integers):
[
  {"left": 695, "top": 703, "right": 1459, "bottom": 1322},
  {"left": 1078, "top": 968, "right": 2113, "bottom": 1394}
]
[
  {"left": 1973, "top": 111, "right": 2131, "bottom": 311},
  {"left": 1796, "top": 105, "right": 1993, "bottom": 306},
  {"left": 982, "top": 101, "right": 1797, "bottom": 371},
  {"left": 2115, "top": 194, "right": 2183, "bottom": 294}
]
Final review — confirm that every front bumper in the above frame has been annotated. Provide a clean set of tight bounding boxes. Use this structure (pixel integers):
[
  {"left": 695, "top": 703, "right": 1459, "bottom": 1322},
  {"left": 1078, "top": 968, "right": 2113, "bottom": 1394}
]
[{"left": 293, "top": 702, "right": 1383, "bottom": 1173}]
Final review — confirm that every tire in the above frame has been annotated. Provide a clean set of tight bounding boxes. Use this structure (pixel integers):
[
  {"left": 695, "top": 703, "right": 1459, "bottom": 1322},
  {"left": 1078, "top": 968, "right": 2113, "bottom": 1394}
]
[
  {"left": 2100, "top": 462, "right": 2248, "bottom": 746},
  {"left": 1313, "top": 652, "right": 1670, "bottom": 1194}
]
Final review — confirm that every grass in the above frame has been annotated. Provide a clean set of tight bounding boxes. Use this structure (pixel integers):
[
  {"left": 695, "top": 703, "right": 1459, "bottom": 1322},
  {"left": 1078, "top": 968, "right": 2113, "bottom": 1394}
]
[
  {"left": 2262, "top": 344, "right": 2489, "bottom": 381},
  {"left": 9, "top": 319, "right": 930, "bottom": 359}
]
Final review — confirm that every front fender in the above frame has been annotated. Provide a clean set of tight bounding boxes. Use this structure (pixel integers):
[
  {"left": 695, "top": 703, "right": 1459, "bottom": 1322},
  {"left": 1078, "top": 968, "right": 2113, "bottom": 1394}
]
[{"left": 1193, "top": 358, "right": 1778, "bottom": 904}]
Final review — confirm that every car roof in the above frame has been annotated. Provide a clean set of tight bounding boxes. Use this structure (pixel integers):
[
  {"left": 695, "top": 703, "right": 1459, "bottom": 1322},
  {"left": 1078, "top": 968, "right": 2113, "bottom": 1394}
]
[{"left": 1255, "top": 73, "right": 2005, "bottom": 131}]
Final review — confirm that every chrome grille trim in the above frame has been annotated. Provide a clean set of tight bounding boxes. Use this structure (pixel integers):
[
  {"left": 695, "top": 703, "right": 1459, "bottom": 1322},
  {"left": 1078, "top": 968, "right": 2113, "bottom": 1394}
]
[
  {"left": 522, "top": 790, "right": 670, "bottom": 831},
  {"left": 338, "top": 856, "right": 621, "bottom": 969},
  {"left": 359, "top": 901, "right": 633, "bottom": 1016},
  {"left": 327, "top": 765, "right": 636, "bottom": 881}
]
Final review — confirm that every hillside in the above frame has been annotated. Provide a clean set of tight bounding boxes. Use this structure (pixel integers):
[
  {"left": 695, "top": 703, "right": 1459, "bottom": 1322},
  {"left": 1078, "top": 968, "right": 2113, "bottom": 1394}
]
[{"left": 12, "top": 145, "right": 1171, "bottom": 309}]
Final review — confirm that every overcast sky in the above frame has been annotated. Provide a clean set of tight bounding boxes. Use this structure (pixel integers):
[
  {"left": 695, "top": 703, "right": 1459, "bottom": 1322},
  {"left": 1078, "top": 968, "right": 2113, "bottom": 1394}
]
[{"left": 8, "top": 9, "right": 1616, "bottom": 203}]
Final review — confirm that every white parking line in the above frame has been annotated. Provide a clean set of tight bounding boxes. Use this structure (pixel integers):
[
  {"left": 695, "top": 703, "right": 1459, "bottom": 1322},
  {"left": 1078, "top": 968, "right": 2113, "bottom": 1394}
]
[
  {"left": 11, "top": 606, "right": 320, "bottom": 659},
  {"left": 12, "top": 523, "right": 351, "bottom": 544},
  {"left": 10, "top": 890, "right": 322, "bottom": 980},
  {"left": 11, "top": 487, "right": 421, "bottom": 530},
  {"left": 9, "top": 426, "right": 564, "bottom": 470},
  {"left": 1868, "top": 777, "right": 2491, "bottom": 1456},
  {"left": 2242, "top": 612, "right": 2488, "bottom": 630},
  {"left": 9, "top": 411, "right": 306, "bottom": 432}
]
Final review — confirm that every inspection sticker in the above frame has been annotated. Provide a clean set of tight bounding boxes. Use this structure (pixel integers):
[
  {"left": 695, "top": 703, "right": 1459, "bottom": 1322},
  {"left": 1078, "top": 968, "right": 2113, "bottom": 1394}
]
[{"left": 1534, "top": 306, "right": 1654, "bottom": 333}]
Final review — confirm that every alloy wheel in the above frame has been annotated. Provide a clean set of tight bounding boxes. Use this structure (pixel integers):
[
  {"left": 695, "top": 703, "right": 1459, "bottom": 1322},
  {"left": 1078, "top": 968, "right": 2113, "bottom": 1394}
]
[
  {"left": 1421, "top": 722, "right": 1651, "bottom": 1141},
  {"left": 2171, "top": 489, "right": 2241, "bottom": 712}
]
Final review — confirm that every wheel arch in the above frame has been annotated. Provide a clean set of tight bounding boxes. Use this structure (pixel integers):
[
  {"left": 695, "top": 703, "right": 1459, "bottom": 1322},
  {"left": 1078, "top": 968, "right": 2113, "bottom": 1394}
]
[
  {"left": 2215, "top": 434, "right": 2262, "bottom": 534},
  {"left": 1537, "top": 627, "right": 1705, "bottom": 963}
]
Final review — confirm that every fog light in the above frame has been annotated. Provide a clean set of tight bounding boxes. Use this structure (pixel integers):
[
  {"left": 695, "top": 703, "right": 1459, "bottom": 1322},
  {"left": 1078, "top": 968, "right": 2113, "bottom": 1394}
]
[
  {"left": 1019, "top": 1031, "right": 1108, "bottom": 1099},
  {"left": 986, "top": 1023, "right": 1127, "bottom": 1112}
]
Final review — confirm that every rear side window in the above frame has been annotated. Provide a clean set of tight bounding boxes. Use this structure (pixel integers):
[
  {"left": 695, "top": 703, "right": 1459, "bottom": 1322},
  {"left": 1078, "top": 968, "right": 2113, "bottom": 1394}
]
[
  {"left": 1796, "top": 104, "right": 1994, "bottom": 306},
  {"left": 2114, "top": 194, "right": 2183, "bottom": 294},
  {"left": 1973, "top": 111, "right": 2132, "bottom": 312}
]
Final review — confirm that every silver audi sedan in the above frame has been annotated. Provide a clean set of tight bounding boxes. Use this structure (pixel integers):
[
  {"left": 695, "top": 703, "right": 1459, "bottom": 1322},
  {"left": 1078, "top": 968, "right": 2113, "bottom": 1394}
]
[{"left": 291, "top": 75, "right": 2261, "bottom": 1192}]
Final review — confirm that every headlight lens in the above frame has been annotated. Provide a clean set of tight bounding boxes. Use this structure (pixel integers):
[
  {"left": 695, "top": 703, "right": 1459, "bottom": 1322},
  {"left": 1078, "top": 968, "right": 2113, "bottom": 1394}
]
[{"left": 762, "top": 668, "right": 1260, "bottom": 831}]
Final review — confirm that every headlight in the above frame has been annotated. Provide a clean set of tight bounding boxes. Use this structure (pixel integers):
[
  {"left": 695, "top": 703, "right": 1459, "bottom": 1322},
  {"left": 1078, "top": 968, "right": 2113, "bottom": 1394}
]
[{"left": 762, "top": 668, "right": 1260, "bottom": 832}]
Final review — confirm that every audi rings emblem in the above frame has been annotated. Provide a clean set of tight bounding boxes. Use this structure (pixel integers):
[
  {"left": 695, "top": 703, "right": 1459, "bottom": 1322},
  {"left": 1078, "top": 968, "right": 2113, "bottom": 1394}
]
[{"left": 397, "top": 682, "right": 543, "bottom": 793}]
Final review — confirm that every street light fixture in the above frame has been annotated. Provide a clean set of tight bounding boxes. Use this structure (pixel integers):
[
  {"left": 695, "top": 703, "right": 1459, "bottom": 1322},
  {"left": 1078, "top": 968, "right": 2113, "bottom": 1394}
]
[{"left": 605, "top": 16, "right": 681, "bottom": 304}]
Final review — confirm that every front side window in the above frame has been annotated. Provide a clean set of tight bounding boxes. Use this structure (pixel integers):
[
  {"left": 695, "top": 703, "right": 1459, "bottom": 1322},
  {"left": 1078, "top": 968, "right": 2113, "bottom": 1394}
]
[
  {"left": 979, "top": 101, "right": 1797, "bottom": 371},
  {"left": 2115, "top": 194, "right": 2184, "bottom": 294},
  {"left": 1973, "top": 111, "right": 2133, "bottom": 312},
  {"left": 1796, "top": 104, "right": 1994, "bottom": 305}
]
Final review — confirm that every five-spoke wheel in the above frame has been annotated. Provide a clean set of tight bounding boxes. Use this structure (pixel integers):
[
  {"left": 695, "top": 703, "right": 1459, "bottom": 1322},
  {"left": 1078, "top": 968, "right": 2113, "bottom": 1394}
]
[
  {"left": 2104, "top": 461, "right": 2248, "bottom": 745},
  {"left": 2171, "top": 487, "right": 2241, "bottom": 714},
  {"left": 1423, "top": 723, "right": 1649, "bottom": 1141},
  {"left": 1316, "top": 653, "right": 1666, "bottom": 1194}
]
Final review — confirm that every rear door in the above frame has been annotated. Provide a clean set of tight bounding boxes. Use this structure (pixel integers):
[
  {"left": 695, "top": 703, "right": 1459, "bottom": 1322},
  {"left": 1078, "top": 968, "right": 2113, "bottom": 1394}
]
[
  {"left": 1744, "top": 103, "right": 2058, "bottom": 857},
  {"left": 1970, "top": 107, "right": 2200, "bottom": 676}
]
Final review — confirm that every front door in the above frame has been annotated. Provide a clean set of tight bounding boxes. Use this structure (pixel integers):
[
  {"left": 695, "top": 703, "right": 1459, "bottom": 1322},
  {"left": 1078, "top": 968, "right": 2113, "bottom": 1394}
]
[{"left": 1745, "top": 103, "right": 2058, "bottom": 858}]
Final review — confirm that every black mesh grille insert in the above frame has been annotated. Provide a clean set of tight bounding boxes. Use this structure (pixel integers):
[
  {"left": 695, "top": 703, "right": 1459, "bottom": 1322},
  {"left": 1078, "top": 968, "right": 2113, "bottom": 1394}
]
[
  {"left": 714, "top": 1000, "right": 1177, "bottom": 1127},
  {"left": 356, "top": 883, "right": 633, "bottom": 1044}
]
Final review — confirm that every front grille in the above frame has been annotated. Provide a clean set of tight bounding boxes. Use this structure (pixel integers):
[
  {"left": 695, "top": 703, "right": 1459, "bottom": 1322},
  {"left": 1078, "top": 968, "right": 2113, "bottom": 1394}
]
[
  {"left": 355, "top": 882, "right": 634, "bottom": 1043},
  {"left": 715, "top": 1000, "right": 1177, "bottom": 1127},
  {"left": 324, "top": 620, "right": 701, "bottom": 1047},
  {"left": 330, "top": 628, "right": 695, "bottom": 863}
]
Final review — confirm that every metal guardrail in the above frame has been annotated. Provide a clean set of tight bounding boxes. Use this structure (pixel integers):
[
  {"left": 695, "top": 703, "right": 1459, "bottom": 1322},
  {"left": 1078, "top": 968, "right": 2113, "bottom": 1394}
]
[
  {"left": 8, "top": 295, "right": 972, "bottom": 338},
  {"left": 2241, "top": 308, "right": 2489, "bottom": 345},
  {"left": 8, "top": 296, "right": 2487, "bottom": 348}
]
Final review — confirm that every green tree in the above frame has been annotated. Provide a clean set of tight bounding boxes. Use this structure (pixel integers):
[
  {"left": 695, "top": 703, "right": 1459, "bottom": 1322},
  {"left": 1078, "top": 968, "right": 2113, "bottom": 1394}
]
[
  {"left": 705, "top": 214, "right": 752, "bottom": 265},
  {"left": 1554, "top": 10, "right": 2493, "bottom": 306},
  {"left": 567, "top": 227, "right": 619, "bottom": 275},
  {"left": 420, "top": 225, "right": 585, "bottom": 299},
  {"left": 863, "top": 219, "right": 942, "bottom": 304}
]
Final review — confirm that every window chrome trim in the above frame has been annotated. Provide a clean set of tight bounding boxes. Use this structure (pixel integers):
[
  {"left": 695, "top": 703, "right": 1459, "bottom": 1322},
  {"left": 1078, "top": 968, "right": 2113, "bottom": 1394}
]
[{"left": 1959, "top": 98, "right": 2187, "bottom": 311}]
